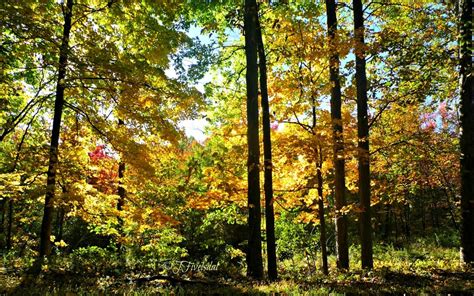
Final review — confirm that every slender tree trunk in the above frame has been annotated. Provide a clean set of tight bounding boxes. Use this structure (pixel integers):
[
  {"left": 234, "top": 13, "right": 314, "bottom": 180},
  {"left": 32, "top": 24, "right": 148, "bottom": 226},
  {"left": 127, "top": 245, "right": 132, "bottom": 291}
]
[
  {"left": 460, "top": 0, "right": 473, "bottom": 265},
  {"left": 244, "top": 0, "right": 263, "bottom": 279},
  {"left": 421, "top": 200, "right": 426, "bottom": 236},
  {"left": 383, "top": 204, "right": 391, "bottom": 240},
  {"left": 353, "top": 0, "right": 373, "bottom": 270},
  {"left": 325, "top": 0, "right": 349, "bottom": 270},
  {"left": 404, "top": 205, "right": 411, "bottom": 239},
  {"left": 117, "top": 119, "right": 126, "bottom": 251},
  {"left": 56, "top": 207, "right": 65, "bottom": 242},
  {"left": 434, "top": 204, "right": 440, "bottom": 229},
  {"left": 117, "top": 120, "right": 126, "bottom": 214},
  {"left": 394, "top": 209, "right": 399, "bottom": 241},
  {"left": 38, "top": 0, "right": 73, "bottom": 258},
  {"left": 56, "top": 187, "right": 67, "bottom": 242},
  {"left": 441, "top": 186, "right": 459, "bottom": 230},
  {"left": 255, "top": 12, "right": 277, "bottom": 281},
  {"left": 117, "top": 161, "right": 126, "bottom": 213},
  {"left": 316, "top": 147, "right": 329, "bottom": 275},
  {"left": 431, "top": 197, "right": 438, "bottom": 230}
]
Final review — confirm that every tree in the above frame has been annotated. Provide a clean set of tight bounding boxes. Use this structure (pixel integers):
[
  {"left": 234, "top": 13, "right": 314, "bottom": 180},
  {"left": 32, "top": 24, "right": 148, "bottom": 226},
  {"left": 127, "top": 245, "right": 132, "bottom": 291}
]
[
  {"left": 459, "top": 0, "right": 473, "bottom": 266},
  {"left": 256, "top": 7, "right": 277, "bottom": 280},
  {"left": 38, "top": 0, "right": 74, "bottom": 258},
  {"left": 325, "top": 0, "right": 349, "bottom": 270},
  {"left": 244, "top": 0, "right": 263, "bottom": 279},
  {"left": 353, "top": 0, "right": 373, "bottom": 269},
  {"left": 116, "top": 118, "right": 125, "bottom": 249}
]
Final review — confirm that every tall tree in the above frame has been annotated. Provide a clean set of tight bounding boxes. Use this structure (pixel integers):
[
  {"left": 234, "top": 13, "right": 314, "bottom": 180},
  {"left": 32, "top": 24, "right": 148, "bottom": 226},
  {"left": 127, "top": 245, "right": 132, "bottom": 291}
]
[
  {"left": 325, "top": 0, "right": 349, "bottom": 269},
  {"left": 38, "top": 0, "right": 74, "bottom": 258},
  {"left": 256, "top": 10, "right": 277, "bottom": 280},
  {"left": 244, "top": 0, "right": 264, "bottom": 279},
  {"left": 459, "top": 0, "right": 473, "bottom": 266},
  {"left": 353, "top": 0, "right": 373, "bottom": 269},
  {"left": 117, "top": 118, "right": 125, "bottom": 249}
]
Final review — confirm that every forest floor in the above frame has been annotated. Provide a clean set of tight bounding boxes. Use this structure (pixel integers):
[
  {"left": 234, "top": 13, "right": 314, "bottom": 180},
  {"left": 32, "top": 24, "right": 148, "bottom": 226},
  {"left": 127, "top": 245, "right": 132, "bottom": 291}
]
[
  {"left": 1, "top": 243, "right": 474, "bottom": 295},
  {"left": 1, "top": 268, "right": 473, "bottom": 295}
]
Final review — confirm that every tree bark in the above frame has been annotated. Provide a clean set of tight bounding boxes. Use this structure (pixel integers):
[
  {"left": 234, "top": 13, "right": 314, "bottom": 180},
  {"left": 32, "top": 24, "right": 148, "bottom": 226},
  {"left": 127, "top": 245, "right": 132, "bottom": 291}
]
[
  {"left": 117, "top": 162, "right": 125, "bottom": 213},
  {"left": 244, "top": 0, "right": 263, "bottom": 279},
  {"left": 325, "top": 0, "right": 349, "bottom": 270},
  {"left": 56, "top": 207, "right": 65, "bottom": 242},
  {"left": 256, "top": 11, "right": 277, "bottom": 281},
  {"left": 117, "top": 120, "right": 126, "bottom": 214},
  {"left": 353, "top": 0, "right": 373, "bottom": 270},
  {"left": 38, "top": 0, "right": 73, "bottom": 257},
  {"left": 459, "top": 0, "right": 473, "bottom": 266},
  {"left": 383, "top": 204, "right": 391, "bottom": 240},
  {"left": 117, "top": 119, "right": 125, "bottom": 251},
  {"left": 404, "top": 204, "right": 411, "bottom": 238}
]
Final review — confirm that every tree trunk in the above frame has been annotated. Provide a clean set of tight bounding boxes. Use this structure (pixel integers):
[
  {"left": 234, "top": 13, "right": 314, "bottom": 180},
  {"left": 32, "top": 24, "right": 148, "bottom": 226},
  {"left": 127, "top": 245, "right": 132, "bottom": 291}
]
[
  {"left": 383, "top": 204, "right": 391, "bottom": 240},
  {"left": 117, "top": 120, "right": 126, "bottom": 213},
  {"left": 256, "top": 12, "right": 277, "bottom": 281},
  {"left": 404, "top": 204, "right": 411, "bottom": 239},
  {"left": 117, "top": 161, "right": 126, "bottom": 213},
  {"left": 38, "top": 0, "right": 73, "bottom": 258},
  {"left": 353, "top": 0, "right": 373, "bottom": 270},
  {"left": 116, "top": 119, "right": 126, "bottom": 251},
  {"left": 459, "top": 0, "right": 473, "bottom": 266},
  {"left": 421, "top": 199, "right": 426, "bottom": 235},
  {"left": 316, "top": 147, "right": 329, "bottom": 275},
  {"left": 244, "top": 0, "right": 263, "bottom": 279},
  {"left": 325, "top": 0, "right": 349, "bottom": 270},
  {"left": 56, "top": 207, "right": 65, "bottom": 242},
  {"left": 394, "top": 209, "right": 399, "bottom": 241},
  {"left": 56, "top": 187, "right": 67, "bottom": 242}
]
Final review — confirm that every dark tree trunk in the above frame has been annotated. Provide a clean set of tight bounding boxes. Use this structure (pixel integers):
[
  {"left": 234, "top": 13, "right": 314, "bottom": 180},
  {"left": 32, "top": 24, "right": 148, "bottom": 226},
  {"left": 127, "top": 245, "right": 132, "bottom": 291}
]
[
  {"left": 117, "top": 119, "right": 125, "bottom": 251},
  {"left": 383, "top": 204, "right": 391, "bottom": 240},
  {"left": 421, "top": 200, "right": 426, "bottom": 235},
  {"left": 404, "top": 205, "right": 411, "bottom": 238},
  {"left": 256, "top": 12, "right": 277, "bottom": 281},
  {"left": 117, "top": 161, "right": 126, "bottom": 213},
  {"left": 431, "top": 197, "right": 438, "bottom": 229},
  {"left": 39, "top": 0, "right": 73, "bottom": 258},
  {"left": 56, "top": 187, "right": 67, "bottom": 242},
  {"left": 325, "top": 0, "right": 349, "bottom": 270},
  {"left": 117, "top": 119, "right": 126, "bottom": 214},
  {"left": 316, "top": 147, "right": 329, "bottom": 275},
  {"left": 244, "top": 0, "right": 263, "bottom": 279},
  {"left": 459, "top": 0, "right": 473, "bottom": 266},
  {"left": 353, "top": 0, "right": 373, "bottom": 270},
  {"left": 394, "top": 210, "right": 399, "bottom": 241},
  {"left": 56, "top": 207, "right": 65, "bottom": 242}
]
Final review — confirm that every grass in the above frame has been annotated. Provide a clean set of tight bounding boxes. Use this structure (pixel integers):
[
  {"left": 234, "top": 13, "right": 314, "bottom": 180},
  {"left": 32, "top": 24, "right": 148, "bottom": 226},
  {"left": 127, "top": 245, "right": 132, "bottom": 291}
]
[{"left": 1, "top": 241, "right": 473, "bottom": 295}]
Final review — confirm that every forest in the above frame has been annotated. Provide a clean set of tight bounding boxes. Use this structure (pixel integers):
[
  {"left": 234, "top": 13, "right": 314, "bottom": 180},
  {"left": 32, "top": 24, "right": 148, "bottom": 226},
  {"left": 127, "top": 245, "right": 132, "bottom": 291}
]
[{"left": 0, "top": 0, "right": 473, "bottom": 294}]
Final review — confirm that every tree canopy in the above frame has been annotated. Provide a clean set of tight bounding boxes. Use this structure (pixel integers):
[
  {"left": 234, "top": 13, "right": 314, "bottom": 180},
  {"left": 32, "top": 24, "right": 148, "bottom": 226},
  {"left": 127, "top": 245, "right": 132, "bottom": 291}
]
[{"left": 0, "top": 0, "right": 472, "bottom": 294}]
